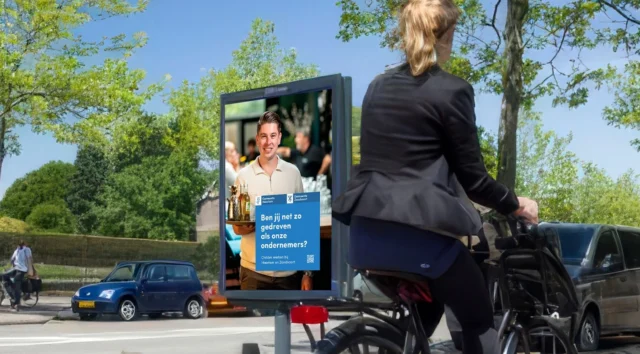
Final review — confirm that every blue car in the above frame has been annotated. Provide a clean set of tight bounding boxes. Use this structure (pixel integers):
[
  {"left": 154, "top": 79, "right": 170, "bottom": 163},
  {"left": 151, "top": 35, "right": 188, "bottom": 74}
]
[{"left": 72, "top": 260, "right": 205, "bottom": 321}]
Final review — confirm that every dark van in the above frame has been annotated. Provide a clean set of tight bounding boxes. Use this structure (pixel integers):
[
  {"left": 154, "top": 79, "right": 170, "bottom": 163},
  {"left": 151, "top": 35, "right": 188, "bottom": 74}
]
[{"left": 538, "top": 222, "right": 640, "bottom": 351}]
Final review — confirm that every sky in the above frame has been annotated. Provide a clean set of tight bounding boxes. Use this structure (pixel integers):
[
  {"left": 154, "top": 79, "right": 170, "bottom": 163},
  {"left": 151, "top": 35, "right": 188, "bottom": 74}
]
[{"left": 2, "top": 0, "right": 639, "bottom": 199}]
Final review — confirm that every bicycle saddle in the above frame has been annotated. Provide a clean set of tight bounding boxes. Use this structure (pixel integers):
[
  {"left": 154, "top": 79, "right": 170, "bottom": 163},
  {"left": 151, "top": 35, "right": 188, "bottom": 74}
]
[{"left": 363, "top": 269, "right": 433, "bottom": 303}]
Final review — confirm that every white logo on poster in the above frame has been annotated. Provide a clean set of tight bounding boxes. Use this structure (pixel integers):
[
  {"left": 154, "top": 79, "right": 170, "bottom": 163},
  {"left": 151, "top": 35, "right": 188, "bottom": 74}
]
[
  {"left": 255, "top": 195, "right": 262, "bottom": 206},
  {"left": 287, "top": 194, "right": 293, "bottom": 204}
]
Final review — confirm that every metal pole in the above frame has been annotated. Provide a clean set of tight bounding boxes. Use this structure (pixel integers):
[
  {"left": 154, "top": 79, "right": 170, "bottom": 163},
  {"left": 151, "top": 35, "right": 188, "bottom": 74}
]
[{"left": 274, "top": 306, "right": 291, "bottom": 354}]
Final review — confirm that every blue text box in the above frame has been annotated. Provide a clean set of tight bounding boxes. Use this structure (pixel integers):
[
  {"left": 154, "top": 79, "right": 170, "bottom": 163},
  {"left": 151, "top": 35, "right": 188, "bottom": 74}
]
[{"left": 255, "top": 192, "right": 320, "bottom": 271}]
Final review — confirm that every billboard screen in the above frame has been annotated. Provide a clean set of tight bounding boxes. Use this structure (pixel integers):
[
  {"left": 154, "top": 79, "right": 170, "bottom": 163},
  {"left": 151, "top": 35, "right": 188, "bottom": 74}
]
[{"left": 219, "top": 74, "right": 348, "bottom": 302}]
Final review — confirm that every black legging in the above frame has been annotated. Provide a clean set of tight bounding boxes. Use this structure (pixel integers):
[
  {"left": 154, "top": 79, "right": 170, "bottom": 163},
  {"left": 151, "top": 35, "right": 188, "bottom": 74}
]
[{"left": 417, "top": 246, "right": 498, "bottom": 354}]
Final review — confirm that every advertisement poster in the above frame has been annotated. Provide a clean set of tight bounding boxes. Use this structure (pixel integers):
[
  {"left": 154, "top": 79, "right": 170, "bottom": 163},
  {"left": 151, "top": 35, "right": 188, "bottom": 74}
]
[{"left": 255, "top": 192, "right": 320, "bottom": 271}]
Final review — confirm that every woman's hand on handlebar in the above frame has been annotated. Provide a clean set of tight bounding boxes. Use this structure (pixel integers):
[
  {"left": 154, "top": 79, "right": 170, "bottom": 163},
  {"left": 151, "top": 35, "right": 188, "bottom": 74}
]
[{"left": 514, "top": 197, "right": 539, "bottom": 224}]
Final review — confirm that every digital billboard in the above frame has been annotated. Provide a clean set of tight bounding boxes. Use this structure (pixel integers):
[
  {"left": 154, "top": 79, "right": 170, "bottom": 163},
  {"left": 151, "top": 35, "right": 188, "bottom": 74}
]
[{"left": 219, "top": 74, "right": 349, "bottom": 302}]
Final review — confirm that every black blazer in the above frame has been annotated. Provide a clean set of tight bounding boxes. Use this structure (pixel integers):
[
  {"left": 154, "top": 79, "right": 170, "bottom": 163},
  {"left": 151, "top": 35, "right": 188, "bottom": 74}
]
[{"left": 332, "top": 63, "right": 519, "bottom": 237}]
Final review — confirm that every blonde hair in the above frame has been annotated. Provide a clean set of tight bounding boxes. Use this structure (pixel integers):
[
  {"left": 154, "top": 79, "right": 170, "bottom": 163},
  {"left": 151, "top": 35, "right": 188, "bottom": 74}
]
[{"left": 399, "top": 0, "right": 460, "bottom": 76}]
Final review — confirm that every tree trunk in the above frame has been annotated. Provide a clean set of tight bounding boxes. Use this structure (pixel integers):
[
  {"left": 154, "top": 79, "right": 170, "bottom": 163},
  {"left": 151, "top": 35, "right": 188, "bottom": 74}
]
[{"left": 496, "top": 0, "right": 528, "bottom": 190}]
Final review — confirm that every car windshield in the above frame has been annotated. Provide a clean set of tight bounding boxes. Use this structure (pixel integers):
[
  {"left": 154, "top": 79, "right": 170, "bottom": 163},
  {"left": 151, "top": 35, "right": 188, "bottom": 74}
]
[
  {"left": 105, "top": 264, "right": 140, "bottom": 282},
  {"left": 546, "top": 224, "right": 596, "bottom": 264}
]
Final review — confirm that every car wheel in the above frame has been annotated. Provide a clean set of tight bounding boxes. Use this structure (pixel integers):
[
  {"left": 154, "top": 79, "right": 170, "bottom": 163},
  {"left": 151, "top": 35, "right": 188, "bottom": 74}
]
[
  {"left": 118, "top": 299, "right": 138, "bottom": 321},
  {"left": 184, "top": 298, "right": 203, "bottom": 319},
  {"left": 576, "top": 311, "right": 599, "bottom": 352}
]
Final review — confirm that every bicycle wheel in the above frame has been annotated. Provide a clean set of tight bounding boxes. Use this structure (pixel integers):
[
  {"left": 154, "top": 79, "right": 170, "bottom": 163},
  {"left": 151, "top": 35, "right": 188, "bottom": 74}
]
[
  {"left": 502, "top": 317, "right": 578, "bottom": 354},
  {"left": 313, "top": 316, "right": 406, "bottom": 354},
  {"left": 527, "top": 320, "right": 578, "bottom": 354},
  {"left": 314, "top": 333, "right": 403, "bottom": 354},
  {"left": 21, "top": 291, "right": 39, "bottom": 308}
]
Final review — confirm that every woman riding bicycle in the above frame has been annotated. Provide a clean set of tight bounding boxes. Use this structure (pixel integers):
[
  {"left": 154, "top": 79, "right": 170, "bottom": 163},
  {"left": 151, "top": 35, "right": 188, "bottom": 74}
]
[{"left": 331, "top": 1, "right": 539, "bottom": 353}]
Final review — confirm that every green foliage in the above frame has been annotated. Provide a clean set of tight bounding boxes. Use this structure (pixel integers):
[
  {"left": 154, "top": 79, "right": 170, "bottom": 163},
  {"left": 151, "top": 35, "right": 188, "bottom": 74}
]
[
  {"left": 0, "top": 161, "right": 75, "bottom": 220},
  {"left": 335, "top": 0, "right": 632, "bottom": 107},
  {"left": 495, "top": 110, "right": 640, "bottom": 226},
  {"left": 477, "top": 126, "right": 499, "bottom": 178},
  {"left": 193, "top": 234, "right": 220, "bottom": 280},
  {"left": 0, "top": 0, "right": 164, "bottom": 182},
  {"left": 335, "top": 0, "right": 640, "bottom": 186},
  {"left": 93, "top": 153, "right": 212, "bottom": 241},
  {"left": 352, "top": 106, "right": 362, "bottom": 135},
  {"left": 109, "top": 113, "right": 174, "bottom": 172},
  {"left": 0, "top": 217, "right": 30, "bottom": 233},
  {"left": 26, "top": 199, "right": 76, "bottom": 234},
  {"left": 66, "top": 144, "right": 110, "bottom": 234},
  {"left": 515, "top": 112, "right": 580, "bottom": 222}
]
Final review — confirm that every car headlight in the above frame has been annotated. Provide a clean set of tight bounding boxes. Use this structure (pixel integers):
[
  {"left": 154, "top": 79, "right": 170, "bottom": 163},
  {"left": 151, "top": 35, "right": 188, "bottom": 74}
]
[
  {"left": 74, "top": 290, "right": 79, "bottom": 297},
  {"left": 99, "top": 290, "right": 114, "bottom": 299}
]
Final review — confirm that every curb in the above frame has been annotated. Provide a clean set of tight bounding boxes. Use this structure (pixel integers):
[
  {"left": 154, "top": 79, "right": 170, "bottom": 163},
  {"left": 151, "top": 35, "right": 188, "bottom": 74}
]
[
  {"left": 0, "top": 319, "right": 52, "bottom": 326},
  {"left": 54, "top": 309, "right": 79, "bottom": 321}
]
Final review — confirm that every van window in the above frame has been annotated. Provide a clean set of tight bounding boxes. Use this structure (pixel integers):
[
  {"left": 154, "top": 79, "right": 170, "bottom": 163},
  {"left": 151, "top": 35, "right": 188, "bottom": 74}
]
[
  {"left": 545, "top": 224, "right": 596, "bottom": 264},
  {"left": 593, "top": 231, "right": 620, "bottom": 270},
  {"left": 617, "top": 230, "right": 640, "bottom": 269}
]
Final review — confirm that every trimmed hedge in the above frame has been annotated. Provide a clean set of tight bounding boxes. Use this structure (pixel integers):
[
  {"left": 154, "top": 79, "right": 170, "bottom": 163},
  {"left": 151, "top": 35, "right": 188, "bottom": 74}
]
[{"left": 0, "top": 232, "right": 202, "bottom": 268}]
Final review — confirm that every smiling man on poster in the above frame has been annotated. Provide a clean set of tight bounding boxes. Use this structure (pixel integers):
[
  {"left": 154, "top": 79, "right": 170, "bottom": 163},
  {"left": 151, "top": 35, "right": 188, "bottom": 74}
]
[{"left": 232, "top": 111, "right": 318, "bottom": 291}]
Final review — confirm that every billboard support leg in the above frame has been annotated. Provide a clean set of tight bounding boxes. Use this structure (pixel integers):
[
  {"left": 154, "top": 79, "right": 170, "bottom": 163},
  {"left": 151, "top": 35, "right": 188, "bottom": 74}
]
[{"left": 274, "top": 306, "right": 291, "bottom": 354}]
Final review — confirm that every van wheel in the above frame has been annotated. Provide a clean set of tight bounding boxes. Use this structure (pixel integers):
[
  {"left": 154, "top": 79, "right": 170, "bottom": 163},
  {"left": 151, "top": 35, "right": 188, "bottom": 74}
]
[
  {"left": 118, "top": 299, "right": 138, "bottom": 321},
  {"left": 576, "top": 311, "right": 599, "bottom": 351},
  {"left": 184, "top": 297, "right": 203, "bottom": 319}
]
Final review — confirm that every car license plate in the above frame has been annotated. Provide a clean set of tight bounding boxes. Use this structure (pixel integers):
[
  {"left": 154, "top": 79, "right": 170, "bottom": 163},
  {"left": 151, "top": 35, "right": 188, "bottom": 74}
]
[{"left": 78, "top": 301, "right": 95, "bottom": 309}]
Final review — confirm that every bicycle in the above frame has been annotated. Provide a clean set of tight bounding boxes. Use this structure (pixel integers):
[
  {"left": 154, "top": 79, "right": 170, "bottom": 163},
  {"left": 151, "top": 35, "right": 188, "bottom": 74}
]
[
  {"left": 1, "top": 270, "right": 41, "bottom": 309},
  {"left": 312, "top": 217, "right": 581, "bottom": 354}
]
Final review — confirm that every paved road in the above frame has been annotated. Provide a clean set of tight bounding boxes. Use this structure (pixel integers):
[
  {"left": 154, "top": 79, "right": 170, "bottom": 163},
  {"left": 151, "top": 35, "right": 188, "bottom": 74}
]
[
  {"left": 0, "top": 303, "right": 638, "bottom": 353},
  {"left": 0, "top": 315, "right": 326, "bottom": 354}
]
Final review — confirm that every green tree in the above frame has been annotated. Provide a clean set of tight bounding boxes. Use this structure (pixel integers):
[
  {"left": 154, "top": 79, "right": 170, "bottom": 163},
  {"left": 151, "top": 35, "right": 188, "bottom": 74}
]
[
  {"left": 26, "top": 199, "right": 76, "bottom": 234},
  {"left": 0, "top": 161, "right": 75, "bottom": 220},
  {"left": 477, "top": 125, "right": 499, "bottom": 179},
  {"left": 94, "top": 153, "right": 211, "bottom": 240},
  {"left": 515, "top": 111, "right": 580, "bottom": 222},
  {"left": 109, "top": 113, "right": 173, "bottom": 172},
  {"left": 0, "top": 0, "right": 164, "bottom": 184},
  {"left": 352, "top": 106, "right": 362, "bottom": 135},
  {"left": 335, "top": 0, "right": 636, "bottom": 189},
  {"left": 509, "top": 111, "right": 640, "bottom": 227},
  {"left": 572, "top": 165, "right": 640, "bottom": 226},
  {"left": 164, "top": 18, "right": 320, "bottom": 163},
  {"left": 66, "top": 144, "right": 110, "bottom": 234}
]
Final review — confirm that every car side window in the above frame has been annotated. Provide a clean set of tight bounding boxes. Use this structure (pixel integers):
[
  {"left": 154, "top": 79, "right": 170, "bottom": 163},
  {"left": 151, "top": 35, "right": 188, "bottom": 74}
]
[
  {"left": 593, "top": 230, "right": 621, "bottom": 272},
  {"left": 166, "top": 265, "right": 194, "bottom": 282},
  {"left": 145, "top": 264, "right": 166, "bottom": 282},
  {"left": 617, "top": 230, "right": 640, "bottom": 269}
]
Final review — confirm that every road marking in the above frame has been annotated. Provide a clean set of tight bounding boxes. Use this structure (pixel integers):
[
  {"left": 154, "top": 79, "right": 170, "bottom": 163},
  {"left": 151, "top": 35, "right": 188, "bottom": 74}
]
[{"left": 0, "top": 327, "right": 276, "bottom": 347}]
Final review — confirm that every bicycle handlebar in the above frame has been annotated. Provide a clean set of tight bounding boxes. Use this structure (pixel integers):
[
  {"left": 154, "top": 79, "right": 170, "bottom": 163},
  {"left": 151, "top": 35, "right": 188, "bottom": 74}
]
[{"left": 493, "top": 216, "right": 540, "bottom": 251}]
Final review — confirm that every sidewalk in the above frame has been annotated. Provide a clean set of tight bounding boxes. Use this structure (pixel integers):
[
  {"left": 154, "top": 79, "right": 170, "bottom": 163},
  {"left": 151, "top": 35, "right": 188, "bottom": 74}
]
[{"left": 0, "top": 296, "right": 70, "bottom": 325}]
